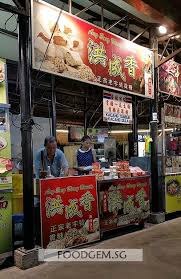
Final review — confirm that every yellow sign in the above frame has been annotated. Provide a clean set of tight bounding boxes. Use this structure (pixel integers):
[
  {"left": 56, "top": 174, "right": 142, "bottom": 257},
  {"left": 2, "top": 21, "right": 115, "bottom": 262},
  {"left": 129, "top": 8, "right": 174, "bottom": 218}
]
[{"left": 165, "top": 175, "right": 181, "bottom": 213}]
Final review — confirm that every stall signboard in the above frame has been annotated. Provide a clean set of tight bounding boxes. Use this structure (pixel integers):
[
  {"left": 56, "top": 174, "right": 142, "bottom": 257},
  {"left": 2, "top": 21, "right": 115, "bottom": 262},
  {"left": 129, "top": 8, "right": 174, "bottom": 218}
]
[
  {"left": 0, "top": 59, "right": 12, "bottom": 190},
  {"left": 0, "top": 192, "right": 12, "bottom": 260},
  {"left": 40, "top": 176, "right": 100, "bottom": 249},
  {"left": 165, "top": 175, "right": 181, "bottom": 213},
  {"left": 98, "top": 176, "right": 150, "bottom": 232},
  {"left": 103, "top": 91, "right": 132, "bottom": 124},
  {"left": 159, "top": 60, "right": 181, "bottom": 97},
  {"left": 164, "top": 103, "right": 181, "bottom": 124},
  {"left": 31, "top": 0, "right": 154, "bottom": 99},
  {"left": 0, "top": 58, "right": 7, "bottom": 104}
]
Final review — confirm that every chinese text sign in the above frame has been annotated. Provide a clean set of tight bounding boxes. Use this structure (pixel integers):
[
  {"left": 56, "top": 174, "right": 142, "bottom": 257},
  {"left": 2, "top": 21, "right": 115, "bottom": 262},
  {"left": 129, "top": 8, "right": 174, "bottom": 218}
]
[
  {"left": 98, "top": 177, "right": 150, "bottom": 232},
  {"left": 103, "top": 91, "right": 132, "bottom": 124},
  {"left": 32, "top": 0, "right": 154, "bottom": 98},
  {"left": 40, "top": 176, "right": 100, "bottom": 249}
]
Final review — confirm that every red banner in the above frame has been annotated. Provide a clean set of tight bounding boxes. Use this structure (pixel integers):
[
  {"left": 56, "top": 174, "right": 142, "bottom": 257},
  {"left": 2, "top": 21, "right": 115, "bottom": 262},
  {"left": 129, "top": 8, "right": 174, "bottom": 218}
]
[
  {"left": 40, "top": 176, "right": 100, "bottom": 249},
  {"left": 159, "top": 60, "right": 181, "bottom": 97},
  {"left": 98, "top": 176, "right": 150, "bottom": 232},
  {"left": 32, "top": 0, "right": 154, "bottom": 98}
]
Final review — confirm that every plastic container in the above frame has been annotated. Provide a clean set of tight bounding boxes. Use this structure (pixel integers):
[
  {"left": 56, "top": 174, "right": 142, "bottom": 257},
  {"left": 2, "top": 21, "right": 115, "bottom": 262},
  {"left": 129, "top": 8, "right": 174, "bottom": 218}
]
[{"left": 12, "top": 194, "right": 23, "bottom": 214}]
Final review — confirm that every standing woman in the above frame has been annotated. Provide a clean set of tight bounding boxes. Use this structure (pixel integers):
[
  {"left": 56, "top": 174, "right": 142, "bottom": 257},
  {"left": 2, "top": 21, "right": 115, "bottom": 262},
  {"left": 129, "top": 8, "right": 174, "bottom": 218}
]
[{"left": 75, "top": 135, "right": 96, "bottom": 175}]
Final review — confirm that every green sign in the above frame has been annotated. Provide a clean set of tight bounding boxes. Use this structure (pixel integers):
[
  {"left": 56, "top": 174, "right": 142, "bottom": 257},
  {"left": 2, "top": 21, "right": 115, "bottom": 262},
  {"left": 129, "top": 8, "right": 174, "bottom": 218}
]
[{"left": 0, "top": 192, "right": 12, "bottom": 259}]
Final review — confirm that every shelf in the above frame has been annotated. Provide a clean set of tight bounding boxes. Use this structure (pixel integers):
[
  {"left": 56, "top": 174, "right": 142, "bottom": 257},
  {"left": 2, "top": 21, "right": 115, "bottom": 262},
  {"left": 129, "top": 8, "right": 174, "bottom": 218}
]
[
  {"left": 96, "top": 154, "right": 105, "bottom": 157},
  {"left": 0, "top": 189, "right": 13, "bottom": 193},
  {"left": 165, "top": 172, "right": 181, "bottom": 176}
]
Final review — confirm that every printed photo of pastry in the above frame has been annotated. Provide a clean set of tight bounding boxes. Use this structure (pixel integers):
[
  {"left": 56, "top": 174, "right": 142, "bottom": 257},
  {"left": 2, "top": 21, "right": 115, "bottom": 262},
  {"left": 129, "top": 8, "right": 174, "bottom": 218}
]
[{"left": 34, "top": 7, "right": 96, "bottom": 82}]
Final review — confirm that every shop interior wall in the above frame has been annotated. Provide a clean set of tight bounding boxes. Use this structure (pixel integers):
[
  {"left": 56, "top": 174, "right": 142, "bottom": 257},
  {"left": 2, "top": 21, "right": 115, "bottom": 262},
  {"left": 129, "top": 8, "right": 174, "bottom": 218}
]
[{"left": 10, "top": 114, "right": 52, "bottom": 166}]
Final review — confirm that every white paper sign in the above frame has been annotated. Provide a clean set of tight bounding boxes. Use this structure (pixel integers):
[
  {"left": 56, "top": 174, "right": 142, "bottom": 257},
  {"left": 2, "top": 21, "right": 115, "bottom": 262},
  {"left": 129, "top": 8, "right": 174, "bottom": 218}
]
[{"left": 103, "top": 91, "right": 132, "bottom": 124}]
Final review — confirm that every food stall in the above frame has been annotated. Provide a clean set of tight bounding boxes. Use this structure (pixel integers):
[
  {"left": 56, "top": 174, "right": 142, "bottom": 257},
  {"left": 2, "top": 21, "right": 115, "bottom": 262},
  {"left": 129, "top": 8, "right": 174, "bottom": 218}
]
[
  {"left": 0, "top": 58, "right": 13, "bottom": 262},
  {"left": 95, "top": 162, "right": 150, "bottom": 233},
  {"left": 158, "top": 59, "right": 181, "bottom": 214},
  {"left": 161, "top": 103, "right": 181, "bottom": 214},
  {"left": 29, "top": 0, "right": 153, "bottom": 249},
  {"left": 36, "top": 160, "right": 150, "bottom": 249}
]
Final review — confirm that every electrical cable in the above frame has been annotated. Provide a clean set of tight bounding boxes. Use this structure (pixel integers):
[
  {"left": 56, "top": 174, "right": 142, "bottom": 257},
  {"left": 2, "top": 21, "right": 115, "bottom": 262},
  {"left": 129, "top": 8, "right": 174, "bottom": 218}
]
[
  {"left": 35, "top": 3, "right": 65, "bottom": 82},
  {"left": 4, "top": 13, "right": 18, "bottom": 33}
]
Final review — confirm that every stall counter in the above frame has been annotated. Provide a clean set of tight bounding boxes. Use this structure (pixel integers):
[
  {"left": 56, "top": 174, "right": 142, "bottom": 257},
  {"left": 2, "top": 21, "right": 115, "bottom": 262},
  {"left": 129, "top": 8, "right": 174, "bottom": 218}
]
[
  {"left": 98, "top": 175, "right": 150, "bottom": 232},
  {"left": 37, "top": 174, "right": 150, "bottom": 248}
]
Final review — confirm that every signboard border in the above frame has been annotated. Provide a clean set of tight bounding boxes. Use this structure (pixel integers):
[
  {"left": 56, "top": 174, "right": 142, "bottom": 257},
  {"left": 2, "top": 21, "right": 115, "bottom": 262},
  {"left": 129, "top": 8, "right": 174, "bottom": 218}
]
[{"left": 31, "top": 0, "right": 154, "bottom": 99}]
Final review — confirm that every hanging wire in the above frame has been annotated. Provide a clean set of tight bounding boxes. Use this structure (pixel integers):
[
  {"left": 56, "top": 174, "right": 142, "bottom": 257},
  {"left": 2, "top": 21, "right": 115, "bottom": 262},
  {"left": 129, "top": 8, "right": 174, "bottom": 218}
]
[
  {"left": 4, "top": 13, "right": 18, "bottom": 33},
  {"left": 35, "top": 3, "right": 65, "bottom": 82}
]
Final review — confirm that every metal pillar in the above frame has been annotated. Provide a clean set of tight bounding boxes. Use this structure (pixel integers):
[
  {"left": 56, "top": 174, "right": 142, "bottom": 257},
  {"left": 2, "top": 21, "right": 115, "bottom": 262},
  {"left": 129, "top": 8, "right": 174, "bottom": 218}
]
[
  {"left": 19, "top": 14, "right": 34, "bottom": 250},
  {"left": 127, "top": 18, "right": 130, "bottom": 40},
  {"left": 129, "top": 97, "right": 138, "bottom": 157},
  {"left": 149, "top": 27, "right": 163, "bottom": 214},
  {"left": 84, "top": 97, "right": 88, "bottom": 136},
  {"left": 133, "top": 97, "right": 138, "bottom": 156},
  {"left": 68, "top": 0, "right": 72, "bottom": 13},
  {"left": 101, "top": 4, "right": 104, "bottom": 28},
  {"left": 51, "top": 75, "right": 56, "bottom": 137}
]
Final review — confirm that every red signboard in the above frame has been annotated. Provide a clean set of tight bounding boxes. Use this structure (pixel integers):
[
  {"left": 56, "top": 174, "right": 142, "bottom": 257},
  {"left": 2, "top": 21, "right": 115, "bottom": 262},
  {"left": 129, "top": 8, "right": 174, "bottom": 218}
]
[
  {"left": 159, "top": 60, "right": 181, "bottom": 97},
  {"left": 98, "top": 176, "right": 150, "bottom": 232},
  {"left": 40, "top": 176, "right": 100, "bottom": 249},
  {"left": 32, "top": 0, "right": 154, "bottom": 98}
]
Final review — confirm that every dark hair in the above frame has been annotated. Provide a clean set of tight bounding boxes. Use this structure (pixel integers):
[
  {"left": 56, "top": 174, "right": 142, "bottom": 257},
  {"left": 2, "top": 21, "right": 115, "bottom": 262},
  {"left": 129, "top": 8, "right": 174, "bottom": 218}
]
[
  {"left": 44, "top": 136, "right": 57, "bottom": 147},
  {"left": 81, "top": 135, "right": 91, "bottom": 142}
]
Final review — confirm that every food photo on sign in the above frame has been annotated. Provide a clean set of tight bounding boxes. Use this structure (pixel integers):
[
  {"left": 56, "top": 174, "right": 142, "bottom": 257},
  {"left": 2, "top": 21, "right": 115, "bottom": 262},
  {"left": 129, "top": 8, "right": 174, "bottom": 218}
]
[
  {"left": 32, "top": 0, "right": 154, "bottom": 98},
  {"left": 159, "top": 59, "right": 181, "bottom": 97}
]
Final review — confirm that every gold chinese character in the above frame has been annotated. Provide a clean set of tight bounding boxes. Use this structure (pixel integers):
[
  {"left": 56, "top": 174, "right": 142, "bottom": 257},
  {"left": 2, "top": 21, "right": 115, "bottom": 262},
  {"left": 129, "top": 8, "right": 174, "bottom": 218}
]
[
  {"left": 135, "top": 189, "right": 147, "bottom": 210},
  {"left": 65, "top": 199, "right": 83, "bottom": 219},
  {"left": 124, "top": 56, "right": 138, "bottom": 79},
  {"left": 79, "top": 191, "right": 95, "bottom": 212},
  {"left": 88, "top": 39, "right": 107, "bottom": 67},
  {"left": 58, "top": 224, "right": 64, "bottom": 231},
  {"left": 109, "top": 55, "right": 126, "bottom": 82},
  {"left": 45, "top": 196, "right": 64, "bottom": 218},
  {"left": 108, "top": 190, "right": 123, "bottom": 213},
  {"left": 57, "top": 232, "right": 64, "bottom": 240},
  {"left": 50, "top": 225, "right": 57, "bottom": 233},
  {"left": 123, "top": 196, "right": 135, "bottom": 214},
  {"left": 49, "top": 234, "right": 56, "bottom": 242}
]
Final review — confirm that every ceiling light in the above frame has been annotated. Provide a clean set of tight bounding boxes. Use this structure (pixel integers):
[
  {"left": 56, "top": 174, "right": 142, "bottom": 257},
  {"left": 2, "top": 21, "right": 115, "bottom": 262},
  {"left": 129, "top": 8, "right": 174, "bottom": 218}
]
[
  {"left": 158, "top": 25, "right": 167, "bottom": 35},
  {"left": 175, "top": 35, "right": 180, "bottom": 39}
]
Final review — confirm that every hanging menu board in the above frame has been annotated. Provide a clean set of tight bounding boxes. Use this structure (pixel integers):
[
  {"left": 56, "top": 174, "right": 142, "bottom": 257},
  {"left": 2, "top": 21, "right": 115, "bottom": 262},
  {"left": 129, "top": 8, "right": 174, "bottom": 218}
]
[
  {"left": 159, "top": 60, "right": 181, "bottom": 97},
  {"left": 164, "top": 103, "right": 181, "bottom": 124},
  {"left": 103, "top": 91, "right": 132, "bottom": 124},
  {"left": 31, "top": 0, "right": 154, "bottom": 98}
]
